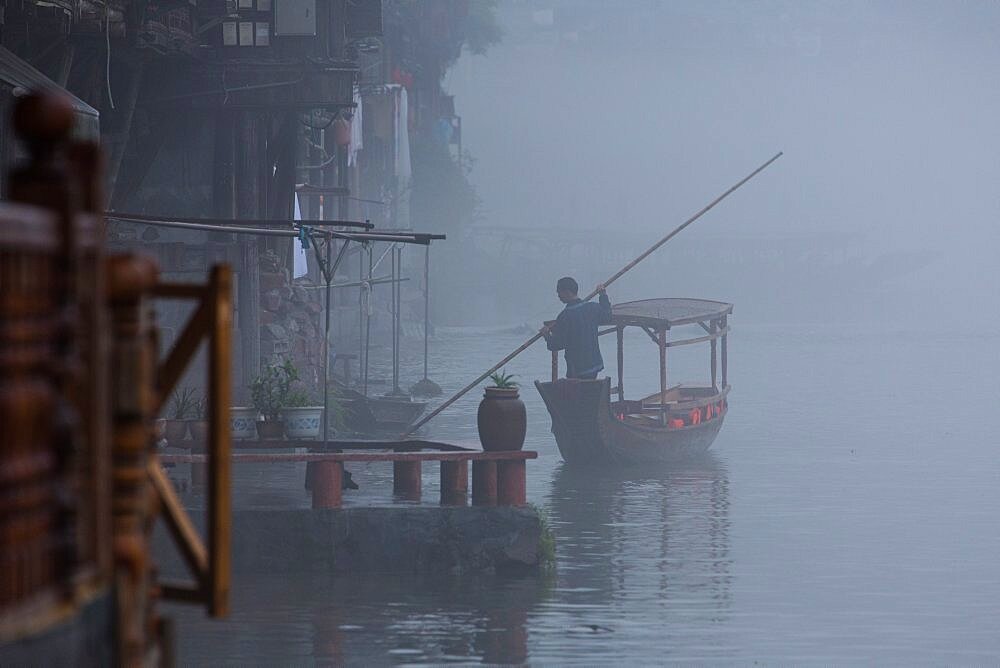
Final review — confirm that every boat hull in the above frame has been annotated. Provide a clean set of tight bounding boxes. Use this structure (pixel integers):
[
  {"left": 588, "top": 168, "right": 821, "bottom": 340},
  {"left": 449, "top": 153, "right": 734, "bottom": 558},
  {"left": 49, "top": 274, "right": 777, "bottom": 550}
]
[
  {"left": 535, "top": 378, "right": 726, "bottom": 466},
  {"left": 339, "top": 395, "right": 427, "bottom": 433}
]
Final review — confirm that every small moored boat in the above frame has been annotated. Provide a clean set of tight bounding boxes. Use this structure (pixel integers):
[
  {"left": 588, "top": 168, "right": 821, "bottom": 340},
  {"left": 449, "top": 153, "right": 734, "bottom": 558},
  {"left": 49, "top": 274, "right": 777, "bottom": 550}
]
[{"left": 536, "top": 298, "right": 732, "bottom": 466}]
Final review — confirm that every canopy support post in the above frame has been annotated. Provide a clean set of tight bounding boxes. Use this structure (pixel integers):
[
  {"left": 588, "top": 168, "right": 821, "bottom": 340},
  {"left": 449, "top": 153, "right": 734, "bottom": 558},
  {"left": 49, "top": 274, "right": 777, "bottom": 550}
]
[
  {"left": 423, "top": 245, "right": 430, "bottom": 381},
  {"left": 658, "top": 328, "right": 667, "bottom": 426},
  {"left": 710, "top": 319, "right": 718, "bottom": 391},
  {"left": 720, "top": 315, "right": 728, "bottom": 388},
  {"left": 616, "top": 326, "right": 624, "bottom": 401}
]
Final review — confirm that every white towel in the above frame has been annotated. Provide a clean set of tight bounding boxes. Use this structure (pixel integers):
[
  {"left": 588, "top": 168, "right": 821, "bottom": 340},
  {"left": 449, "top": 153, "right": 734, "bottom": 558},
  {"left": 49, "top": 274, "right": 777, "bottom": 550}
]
[
  {"left": 292, "top": 193, "right": 309, "bottom": 278},
  {"left": 348, "top": 85, "right": 363, "bottom": 166}
]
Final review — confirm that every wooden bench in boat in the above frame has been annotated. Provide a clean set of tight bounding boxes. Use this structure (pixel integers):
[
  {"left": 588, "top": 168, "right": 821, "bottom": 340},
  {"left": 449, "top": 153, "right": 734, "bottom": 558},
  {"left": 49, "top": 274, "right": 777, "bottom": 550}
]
[
  {"left": 158, "top": 449, "right": 537, "bottom": 509},
  {"left": 613, "top": 384, "right": 730, "bottom": 426}
]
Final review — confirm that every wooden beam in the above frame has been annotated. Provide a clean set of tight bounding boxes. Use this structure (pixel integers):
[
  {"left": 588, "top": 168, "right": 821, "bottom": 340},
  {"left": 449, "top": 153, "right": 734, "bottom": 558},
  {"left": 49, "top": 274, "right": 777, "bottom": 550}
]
[
  {"left": 148, "top": 460, "right": 208, "bottom": 584},
  {"left": 616, "top": 326, "right": 624, "bottom": 401},
  {"left": 710, "top": 320, "right": 718, "bottom": 390},
  {"left": 207, "top": 265, "right": 233, "bottom": 618},
  {"left": 721, "top": 315, "right": 728, "bottom": 388},
  {"left": 640, "top": 326, "right": 660, "bottom": 345},
  {"left": 155, "top": 298, "right": 210, "bottom": 413},
  {"left": 658, "top": 329, "right": 667, "bottom": 426},
  {"left": 159, "top": 582, "right": 205, "bottom": 604},
  {"left": 152, "top": 283, "right": 210, "bottom": 300},
  {"left": 663, "top": 326, "right": 730, "bottom": 348}
]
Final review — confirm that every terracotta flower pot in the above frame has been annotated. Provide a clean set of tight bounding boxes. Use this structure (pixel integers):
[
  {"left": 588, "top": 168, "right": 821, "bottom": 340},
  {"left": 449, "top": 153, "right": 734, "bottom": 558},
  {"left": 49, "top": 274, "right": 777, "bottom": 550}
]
[
  {"left": 256, "top": 419, "right": 284, "bottom": 440},
  {"left": 477, "top": 387, "right": 526, "bottom": 452},
  {"left": 164, "top": 419, "right": 188, "bottom": 445}
]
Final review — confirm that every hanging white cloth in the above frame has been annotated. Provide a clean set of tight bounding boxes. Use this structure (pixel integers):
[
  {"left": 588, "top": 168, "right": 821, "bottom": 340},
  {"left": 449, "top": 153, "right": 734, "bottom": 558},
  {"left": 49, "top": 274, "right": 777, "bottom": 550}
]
[
  {"left": 348, "top": 85, "right": 363, "bottom": 167},
  {"left": 292, "top": 193, "right": 309, "bottom": 279}
]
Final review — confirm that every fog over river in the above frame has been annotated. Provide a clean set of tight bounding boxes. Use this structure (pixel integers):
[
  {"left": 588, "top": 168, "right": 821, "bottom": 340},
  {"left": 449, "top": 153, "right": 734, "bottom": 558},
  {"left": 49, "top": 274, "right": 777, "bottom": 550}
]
[
  {"left": 170, "top": 322, "right": 1000, "bottom": 664},
  {"left": 171, "top": 2, "right": 1000, "bottom": 663}
]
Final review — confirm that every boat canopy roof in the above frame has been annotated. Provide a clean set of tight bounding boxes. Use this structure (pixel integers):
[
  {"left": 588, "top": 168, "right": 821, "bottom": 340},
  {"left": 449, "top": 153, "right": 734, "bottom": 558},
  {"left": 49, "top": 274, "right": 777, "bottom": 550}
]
[{"left": 612, "top": 298, "right": 733, "bottom": 329}]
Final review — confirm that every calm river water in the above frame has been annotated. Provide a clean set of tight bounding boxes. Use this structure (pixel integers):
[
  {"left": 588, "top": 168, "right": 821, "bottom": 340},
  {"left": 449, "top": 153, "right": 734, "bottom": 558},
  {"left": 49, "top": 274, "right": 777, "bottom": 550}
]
[{"left": 167, "top": 322, "right": 1000, "bottom": 665}]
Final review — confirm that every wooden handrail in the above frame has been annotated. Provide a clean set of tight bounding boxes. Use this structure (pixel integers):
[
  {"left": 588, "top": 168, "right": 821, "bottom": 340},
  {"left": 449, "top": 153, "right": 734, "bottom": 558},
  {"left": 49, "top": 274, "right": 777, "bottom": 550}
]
[{"left": 148, "top": 266, "right": 232, "bottom": 617}]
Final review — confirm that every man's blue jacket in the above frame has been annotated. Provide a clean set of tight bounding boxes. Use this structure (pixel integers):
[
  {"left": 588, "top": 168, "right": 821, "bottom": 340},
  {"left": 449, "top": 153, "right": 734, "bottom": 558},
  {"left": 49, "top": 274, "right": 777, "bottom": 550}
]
[{"left": 544, "top": 292, "right": 613, "bottom": 378}]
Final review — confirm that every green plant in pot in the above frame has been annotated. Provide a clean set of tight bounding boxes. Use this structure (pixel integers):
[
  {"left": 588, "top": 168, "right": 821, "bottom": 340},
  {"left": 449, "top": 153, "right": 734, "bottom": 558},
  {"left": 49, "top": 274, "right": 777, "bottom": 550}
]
[
  {"left": 250, "top": 358, "right": 298, "bottom": 440},
  {"left": 477, "top": 370, "right": 526, "bottom": 452},
  {"left": 164, "top": 387, "right": 197, "bottom": 444}
]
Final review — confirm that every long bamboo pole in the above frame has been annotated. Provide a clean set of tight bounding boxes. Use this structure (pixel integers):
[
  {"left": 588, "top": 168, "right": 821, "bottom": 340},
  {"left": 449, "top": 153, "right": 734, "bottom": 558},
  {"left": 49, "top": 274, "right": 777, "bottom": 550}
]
[{"left": 403, "top": 152, "right": 782, "bottom": 436}]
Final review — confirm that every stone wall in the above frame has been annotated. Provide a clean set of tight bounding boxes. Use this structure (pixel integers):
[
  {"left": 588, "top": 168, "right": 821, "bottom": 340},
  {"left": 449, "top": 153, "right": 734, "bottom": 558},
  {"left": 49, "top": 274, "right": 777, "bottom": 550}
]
[
  {"left": 258, "top": 249, "right": 326, "bottom": 394},
  {"left": 154, "top": 506, "right": 552, "bottom": 575}
]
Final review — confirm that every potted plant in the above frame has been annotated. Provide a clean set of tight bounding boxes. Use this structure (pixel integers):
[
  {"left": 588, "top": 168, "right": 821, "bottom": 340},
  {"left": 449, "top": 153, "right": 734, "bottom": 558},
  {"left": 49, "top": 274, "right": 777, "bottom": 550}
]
[
  {"left": 187, "top": 394, "right": 208, "bottom": 446},
  {"left": 477, "top": 370, "right": 526, "bottom": 452},
  {"left": 250, "top": 358, "right": 298, "bottom": 440},
  {"left": 164, "top": 387, "right": 197, "bottom": 444},
  {"left": 281, "top": 389, "right": 324, "bottom": 439}
]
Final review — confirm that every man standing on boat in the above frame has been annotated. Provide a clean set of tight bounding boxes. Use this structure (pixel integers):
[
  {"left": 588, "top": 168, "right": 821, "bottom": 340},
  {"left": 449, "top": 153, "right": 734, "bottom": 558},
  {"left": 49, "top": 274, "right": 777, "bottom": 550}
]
[{"left": 540, "top": 277, "right": 613, "bottom": 379}]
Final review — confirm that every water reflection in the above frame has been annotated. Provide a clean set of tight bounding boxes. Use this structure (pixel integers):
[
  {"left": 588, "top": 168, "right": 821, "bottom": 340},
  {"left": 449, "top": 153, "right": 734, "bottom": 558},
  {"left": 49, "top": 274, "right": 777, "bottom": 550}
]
[
  {"left": 546, "top": 455, "right": 732, "bottom": 631},
  {"left": 171, "top": 570, "right": 550, "bottom": 665}
]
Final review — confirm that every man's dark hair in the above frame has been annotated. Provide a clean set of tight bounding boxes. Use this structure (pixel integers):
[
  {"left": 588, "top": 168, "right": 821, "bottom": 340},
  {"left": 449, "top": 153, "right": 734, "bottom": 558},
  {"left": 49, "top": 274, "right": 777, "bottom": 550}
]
[{"left": 557, "top": 276, "right": 579, "bottom": 295}]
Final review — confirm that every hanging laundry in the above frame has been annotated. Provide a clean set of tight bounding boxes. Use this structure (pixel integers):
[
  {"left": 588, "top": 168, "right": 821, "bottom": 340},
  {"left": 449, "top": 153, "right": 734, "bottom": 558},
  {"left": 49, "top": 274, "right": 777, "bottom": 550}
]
[
  {"left": 292, "top": 193, "right": 309, "bottom": 278},
  {"left": 348, "top": 85, "right": 363, "bottom": 167}
]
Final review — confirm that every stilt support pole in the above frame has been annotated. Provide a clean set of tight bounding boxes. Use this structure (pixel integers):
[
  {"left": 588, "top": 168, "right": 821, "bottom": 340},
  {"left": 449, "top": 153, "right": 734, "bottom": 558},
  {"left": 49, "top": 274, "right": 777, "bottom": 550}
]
[
  {"left": 393, "top": 460, "right": 421, "bottom": 501},
  {"left": 439, "top": 460, "right": 468, "bottom": 506},
  {"left": 497, "top": 460, "right": 527, "bottom": 506},
  {"left": 311, "top": 460, "right": 343, "bottom": 509},
  {"left": 471, "top": 460, "right": 498, "bottom": 506}
]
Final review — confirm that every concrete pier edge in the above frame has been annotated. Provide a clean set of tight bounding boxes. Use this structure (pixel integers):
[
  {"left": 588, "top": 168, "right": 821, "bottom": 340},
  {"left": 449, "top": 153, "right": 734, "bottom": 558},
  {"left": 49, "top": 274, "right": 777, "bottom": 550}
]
[{"left": 155, "top": 506, "right": 555, "bottom": 576}]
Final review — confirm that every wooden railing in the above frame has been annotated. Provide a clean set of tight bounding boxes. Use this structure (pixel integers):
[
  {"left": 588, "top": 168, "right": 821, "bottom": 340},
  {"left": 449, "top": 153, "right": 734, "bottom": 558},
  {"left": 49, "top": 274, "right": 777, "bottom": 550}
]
[
  {"left": 0, "top": 91, "right": 233, "bottom": 662},
  {"left": 148, "top": 273, "right": 233, "bottom": 616}
]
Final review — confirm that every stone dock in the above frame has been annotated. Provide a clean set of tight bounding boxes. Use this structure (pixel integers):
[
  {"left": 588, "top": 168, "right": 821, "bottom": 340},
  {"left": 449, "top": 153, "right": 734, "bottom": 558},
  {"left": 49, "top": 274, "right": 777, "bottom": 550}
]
[{"left": 154, "top": 455, "right": 553, "bottom": 577}]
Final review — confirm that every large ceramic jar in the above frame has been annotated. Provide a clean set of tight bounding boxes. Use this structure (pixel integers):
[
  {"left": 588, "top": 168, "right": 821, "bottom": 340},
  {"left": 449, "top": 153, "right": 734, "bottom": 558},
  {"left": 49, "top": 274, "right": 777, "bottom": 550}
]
[
  {"left": 477, "top": 387, "right": 527, "bottom": 452},
  {"left": 230, "top": 407, "right": 257, "bottom": 440}
]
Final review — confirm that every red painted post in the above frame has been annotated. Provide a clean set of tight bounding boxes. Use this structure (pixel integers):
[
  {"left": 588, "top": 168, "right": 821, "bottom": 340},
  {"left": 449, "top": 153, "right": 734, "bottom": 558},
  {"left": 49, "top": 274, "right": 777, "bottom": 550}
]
[
  {"left": 440, "top": 460, "right": 468, "bottom": 506},
  {"left": 471, "top": 460, "right": 498, "bottom": 506},
  {"left": 393, "top": 460, "right": 421, "bottom": 501},
  {"left": 311, "top": 460, "right": 343, "bottom": 509},
  {"left": 497, "top": 460, "right": 527, "bottom": 506}
]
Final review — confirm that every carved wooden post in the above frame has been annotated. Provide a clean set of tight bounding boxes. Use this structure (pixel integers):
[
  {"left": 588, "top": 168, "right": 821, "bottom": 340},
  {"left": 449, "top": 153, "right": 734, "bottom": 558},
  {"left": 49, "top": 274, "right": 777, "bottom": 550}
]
[
  {"left": 0, "top": 203, "right": 59, "bottom": 606},
  {"left": 7, "top": 92, "right": 81, "bottom": 596},
  {"left": 68, "top": 140, "right": 112, "bottom": 575},
  {"left": 107, "top": 254, "right": 159, "bottom": 666}
]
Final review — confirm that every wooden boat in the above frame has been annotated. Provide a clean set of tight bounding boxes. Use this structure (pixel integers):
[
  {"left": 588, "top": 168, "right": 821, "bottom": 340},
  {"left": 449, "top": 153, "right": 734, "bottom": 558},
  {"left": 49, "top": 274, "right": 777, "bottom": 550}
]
[
  {"left": 536, "top": 298, "right": 732, "bottom": 466},
  {"left": 332, "top": 381, "right": 427, "bottom": 433}
]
